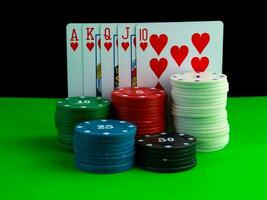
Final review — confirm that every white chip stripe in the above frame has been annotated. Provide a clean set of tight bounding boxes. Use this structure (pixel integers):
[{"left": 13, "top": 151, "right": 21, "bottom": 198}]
[
  {"left": 165, "top": 145, "right": 172, "bottom": 148},
  {"left": 103, "top": 132, "right": 110, "bottom": 135},
  {"left": 122, "top": 130, "right": 128, "bottom": 133},
  {"left": 101, "top": 120, "right": 107, "bottom": 122},
  {"left": 84, "top": 130, "right": 91, "bottom": 133},
  {"left": 76, "top": 126, "right": 83, "bottom": 128},
  {"left": 146, "top": 144, "right": 152, "bottom": 146},
  {"left": 57, "top": 101, "right": 63, "bottom": 103},
  {"left": 64, "top": 104, "right": 70, "bottom": 107}
]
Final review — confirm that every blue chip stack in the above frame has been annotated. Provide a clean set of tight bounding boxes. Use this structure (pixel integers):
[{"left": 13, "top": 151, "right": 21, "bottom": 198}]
[{"left": 74, "top": 119, "right": 137, "bottom": 173}]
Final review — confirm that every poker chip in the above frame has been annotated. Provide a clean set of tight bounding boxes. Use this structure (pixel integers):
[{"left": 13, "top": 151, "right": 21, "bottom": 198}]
[
  {"left": 55, "top": 96, "right": 111, "bottom": 150},
  {"left": 112, "top": 87, "right": 166, "bottom": 136},
  {"left": 135, "top": 132, "right": 197, "bottom": 173},
  {"left": 74, "top": 119, "right": 136, "bottom": 173},
  {"left": 170, "top": 72, "right": 230, "bottom": 152}
]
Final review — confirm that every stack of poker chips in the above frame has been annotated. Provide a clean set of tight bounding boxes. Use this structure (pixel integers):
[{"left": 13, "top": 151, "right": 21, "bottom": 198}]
[
  {"left": 136, "top": 132, "right": 197, "bottom": 173},
  {"left": 55, "top": 96, "right": 110, "bottom": 150},
  {"left": 74, "top": 120, "right": 136, "bottom": 173},
  {"left": 170, "top": 72, "right": 230, "bottom": 152},
  {"left": 111, "top": 87, "right": 166, "bottom": 136}
]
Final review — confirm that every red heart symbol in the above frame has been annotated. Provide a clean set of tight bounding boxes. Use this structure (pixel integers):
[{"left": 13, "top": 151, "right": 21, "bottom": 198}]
[
  {"left": 191, "top": 57, "right": 209, "bottom": 72},
  {"left": 104, "top": 42, "right": 112, "bottom": 51},
  {"left": 192, "top": 33, "right": 210, "bottom": 54},
  {"left": 116, "top": 39, "right": 118, "bottom": 47},
  {"left": 70, "top": 42, "right": 78, "bottom": 52},
  {"left": 98, "top": 39, "right": 101, "bottom": 49},
  {"left": 155, "top": 82, "right": 164, "bottom": 90},
  {"left": 170, "top": 45, "right": 189, "bottom": 66},
  {"left": 149, "top": 34, "right": 168, "bottom": 55},
  {"left": 133, "top": 37, "right": 136, "bottom": 47},
  {"left": 140, "top": 42, "right": 148, "bottom": 51},
  {"left": 86, "top": 42, "right": 94, "bottom": 51},
  {"left": 121, "top": 42, "right": 129, "bottom": 51},
  {"left": 150, "top": 58, "right": 168, "bottom": 78}
]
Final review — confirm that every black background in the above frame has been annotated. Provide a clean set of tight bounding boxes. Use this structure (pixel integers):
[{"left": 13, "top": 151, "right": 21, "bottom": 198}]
[{"left": 1, "top": 2, "right": 267, "bottom": 97}]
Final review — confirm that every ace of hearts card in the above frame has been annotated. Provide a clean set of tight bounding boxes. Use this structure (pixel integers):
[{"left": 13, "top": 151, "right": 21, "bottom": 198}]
[
  {"left": 66, "top": 23, "right": 84, "bottom": 97},
  {"left": 136, "top": 21, "right": 224, "bottom": 93}
]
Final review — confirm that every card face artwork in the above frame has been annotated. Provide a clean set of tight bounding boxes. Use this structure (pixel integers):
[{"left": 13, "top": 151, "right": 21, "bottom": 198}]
[
  {"left": 118, "top": 24, "right": 136, "bottom": 88},
  {"left": 66, "top": 23, "right": 84, "bottom": 97},
  {"left": 100, "top": 24, "right": 118, "bottom": 99},
  {"left": 82, "top": 24, "right": 101, "bottom": 97},
  {"left": 136, "top": 21, "right": 224, "bottom": 93}
]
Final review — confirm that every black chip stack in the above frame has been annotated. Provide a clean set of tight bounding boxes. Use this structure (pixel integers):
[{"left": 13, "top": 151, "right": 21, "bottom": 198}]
[{"left": 136, "top": 132, "right": 197, "bottom": 173}]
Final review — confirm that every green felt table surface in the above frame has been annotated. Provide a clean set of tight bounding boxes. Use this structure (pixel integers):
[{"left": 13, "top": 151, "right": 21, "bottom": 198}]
[{"left": 0, "top": 97, "right": 267, "bottom": 200}]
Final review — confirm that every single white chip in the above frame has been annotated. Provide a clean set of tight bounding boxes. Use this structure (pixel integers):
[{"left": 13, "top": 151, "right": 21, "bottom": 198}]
[{"left": 171, "top": 72, "right": 227, "bottom": 83}]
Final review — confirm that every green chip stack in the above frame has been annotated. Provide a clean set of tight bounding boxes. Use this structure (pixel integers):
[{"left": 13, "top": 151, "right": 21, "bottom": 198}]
[
  {"left": 55, "top": 96, "right": 111, "bottom": 150},
  {"left": 170, "top": 72, "right": 230, "bottom": 152}
]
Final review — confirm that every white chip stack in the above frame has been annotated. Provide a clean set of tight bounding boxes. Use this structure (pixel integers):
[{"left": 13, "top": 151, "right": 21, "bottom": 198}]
[{"left": 170, "top": 72, "right": 230, "bottom": 152}]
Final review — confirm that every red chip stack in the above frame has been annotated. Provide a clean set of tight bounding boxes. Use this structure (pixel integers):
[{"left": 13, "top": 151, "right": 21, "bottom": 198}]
[{"left": 111, "top": 87, "right": 166, "bottom": 136}]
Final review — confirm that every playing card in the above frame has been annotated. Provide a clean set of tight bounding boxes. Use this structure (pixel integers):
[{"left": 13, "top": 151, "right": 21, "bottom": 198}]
[
  {"left": 96, "top": 29, "right": 102, "bottom": 97},
  {"left": 118, "top": 24, "right": 136, "bottom": 87},
  {"left": 100, "top": 24, "right": 118, "bottom": 99},
  {"left": 82, "top": 24, "right": 101, "bottom": 97},
  {"left": 66, "top": 23, "right": 84, "bottom": 97},
  {"left": 136, "top": 21, "right": 224, "bottom": 93}
]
